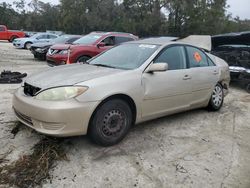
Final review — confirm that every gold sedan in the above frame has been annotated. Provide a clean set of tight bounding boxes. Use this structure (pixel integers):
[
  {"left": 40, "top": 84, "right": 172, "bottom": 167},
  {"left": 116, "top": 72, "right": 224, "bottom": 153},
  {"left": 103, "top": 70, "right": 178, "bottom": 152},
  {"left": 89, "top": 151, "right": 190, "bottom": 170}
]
[{"left": 13, "top": 36, "right": 230, "bottom": 146}]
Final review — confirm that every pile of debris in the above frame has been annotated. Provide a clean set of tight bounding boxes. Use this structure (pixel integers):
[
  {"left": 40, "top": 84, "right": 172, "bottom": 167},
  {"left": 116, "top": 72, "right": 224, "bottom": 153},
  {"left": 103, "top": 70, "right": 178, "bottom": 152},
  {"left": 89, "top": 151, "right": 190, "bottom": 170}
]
[
  {"left": 0, "top": 70, "right": 27, "bottom": 84},
  {"left": 0, "top": 137, "right": 67, "bottom": 188}
]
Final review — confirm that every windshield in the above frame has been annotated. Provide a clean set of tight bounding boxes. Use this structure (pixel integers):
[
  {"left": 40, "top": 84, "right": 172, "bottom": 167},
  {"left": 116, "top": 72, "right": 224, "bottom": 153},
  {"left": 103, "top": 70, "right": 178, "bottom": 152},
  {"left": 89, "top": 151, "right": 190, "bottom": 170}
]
[
  {"left": 30, "top": 33, "right": 43, "bottom": 38},
  {"left": 72, "top": 34, "right": 103, "bottom": 45},
  {"left": 89, "top": 43, "right": 159, "bottom": 70}
]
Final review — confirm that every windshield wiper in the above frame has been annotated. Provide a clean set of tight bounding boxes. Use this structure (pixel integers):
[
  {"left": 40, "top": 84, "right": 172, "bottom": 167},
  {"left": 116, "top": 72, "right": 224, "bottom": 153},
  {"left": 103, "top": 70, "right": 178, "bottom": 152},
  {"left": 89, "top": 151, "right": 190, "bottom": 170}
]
[{"left": 92, "top": 64, "right": 117, "bottom": 69}]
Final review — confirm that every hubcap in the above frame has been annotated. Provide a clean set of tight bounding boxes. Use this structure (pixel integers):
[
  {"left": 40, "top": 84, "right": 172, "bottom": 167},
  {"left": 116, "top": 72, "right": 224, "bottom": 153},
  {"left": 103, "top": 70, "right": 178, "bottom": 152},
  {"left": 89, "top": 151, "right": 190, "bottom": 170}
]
[
  {"left": 212, "top": 85, "right": 223, "bottom": 107},
  {"left": 101, "top": 109, "right": 125, "bottom": 138},
  {"left": 77, "top": 57, "right": 89, "bottom": 63},
  {"left": 26, "top": 43, "right": 31, "bottom": 49}
]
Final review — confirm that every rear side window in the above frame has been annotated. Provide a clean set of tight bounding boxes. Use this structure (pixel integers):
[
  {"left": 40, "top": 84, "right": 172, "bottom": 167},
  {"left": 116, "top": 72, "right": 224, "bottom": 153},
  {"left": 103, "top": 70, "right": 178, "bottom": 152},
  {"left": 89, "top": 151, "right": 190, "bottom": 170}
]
[
  {"left": 115, "top": 36, "right": 134, "bottom": 44},
  {"left": 154, "top": 46, "right": 187, "bottom": 70},
  {"left": 0, "top": 26, "right": 5, "bottom": 31},
  {"left": 49, "top": 35, "right": 57, "bottom": 39},
  {"left": 208, "top": 57, "right": 215, "bottom": 66},
  {"left": 186, "top": 46, "right": 209, "bottom": 68}
]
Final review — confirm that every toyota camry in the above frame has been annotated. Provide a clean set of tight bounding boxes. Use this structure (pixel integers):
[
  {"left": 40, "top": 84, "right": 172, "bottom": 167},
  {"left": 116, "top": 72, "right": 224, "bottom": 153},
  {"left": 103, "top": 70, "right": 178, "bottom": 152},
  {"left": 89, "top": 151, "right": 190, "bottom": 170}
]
[{"left": 13, "top": 36, "right": 230, "bottom": 146}]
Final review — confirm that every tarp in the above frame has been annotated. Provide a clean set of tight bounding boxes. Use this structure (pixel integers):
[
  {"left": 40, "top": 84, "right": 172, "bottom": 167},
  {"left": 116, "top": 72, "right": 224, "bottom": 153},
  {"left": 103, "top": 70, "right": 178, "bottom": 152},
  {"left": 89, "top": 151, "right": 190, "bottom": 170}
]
[{"left": 178, "top": 35, "right": 212, "bottom": 51}]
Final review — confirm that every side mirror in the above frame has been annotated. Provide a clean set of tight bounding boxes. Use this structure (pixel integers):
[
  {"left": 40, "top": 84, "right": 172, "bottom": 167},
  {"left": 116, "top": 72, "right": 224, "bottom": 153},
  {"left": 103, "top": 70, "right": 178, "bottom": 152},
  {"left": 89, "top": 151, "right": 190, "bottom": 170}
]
[
  {"left": 146, "top": 63, "right": 168, "bottom": 73},
  {"left": 97, "top": 42, "right": 106, "bottom": 48}
]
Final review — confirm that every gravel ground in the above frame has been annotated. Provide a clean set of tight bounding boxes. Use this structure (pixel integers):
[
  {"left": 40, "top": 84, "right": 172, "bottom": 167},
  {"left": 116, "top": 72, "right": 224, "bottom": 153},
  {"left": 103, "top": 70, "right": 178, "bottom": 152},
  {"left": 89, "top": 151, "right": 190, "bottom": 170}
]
[{"left": 0, "top": 41, "right": 250, "bottom": 188}]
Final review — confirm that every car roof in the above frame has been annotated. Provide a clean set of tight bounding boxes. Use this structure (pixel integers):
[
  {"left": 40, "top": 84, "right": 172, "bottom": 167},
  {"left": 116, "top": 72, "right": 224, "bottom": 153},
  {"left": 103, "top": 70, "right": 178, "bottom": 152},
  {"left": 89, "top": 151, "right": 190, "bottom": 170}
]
[
  {"left": 90, "top": 31, "right": 137, "bottom": 37},
  {"left": 128, "top": 37, "right": 178, "bottom": 45},
  {"left": 128, "top": 35, "right": 212, "bottom": 51}
]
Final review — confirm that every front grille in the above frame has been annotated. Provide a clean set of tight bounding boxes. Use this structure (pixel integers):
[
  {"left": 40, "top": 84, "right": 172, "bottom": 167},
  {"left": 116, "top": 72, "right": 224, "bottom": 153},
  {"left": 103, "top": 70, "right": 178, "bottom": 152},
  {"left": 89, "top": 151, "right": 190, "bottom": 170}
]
[
  {"left": 14, "top": 108, "right": 33, "bottom": 126},
  {"left": 48, "top": 48, "right": 58, "bottom": 55},
  {"left": 24, "top": 82, "right": 41, "bottom": 96}
]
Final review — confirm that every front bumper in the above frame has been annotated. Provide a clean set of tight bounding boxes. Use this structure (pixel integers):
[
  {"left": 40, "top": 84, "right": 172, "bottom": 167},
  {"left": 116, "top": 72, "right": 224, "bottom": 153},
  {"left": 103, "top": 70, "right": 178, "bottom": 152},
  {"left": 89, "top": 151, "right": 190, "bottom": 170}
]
[
  {"left": 46, "top": 54, "right": 68, "bottom": 66},
  {"left": 12, "top": 88, "right": 99, "bottom": 137},
  {"left": 30, "top": 48, "right": 47, "bottom": 60},
  {"left": 13, "top": 42, "right": 24, "bottom": 48}
]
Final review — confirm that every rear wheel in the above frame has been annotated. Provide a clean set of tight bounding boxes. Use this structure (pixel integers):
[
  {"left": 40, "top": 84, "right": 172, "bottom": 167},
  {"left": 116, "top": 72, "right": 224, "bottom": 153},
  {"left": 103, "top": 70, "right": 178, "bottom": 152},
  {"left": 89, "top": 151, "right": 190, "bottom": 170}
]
[
  {"left": 76, "top": 56, "right": 90, "bottom": 63},
  {"left": 89, "top": 99, "right": 132, "bottom": 146},
  {"left": 9, "top": 36, "right": 17, "bottom": 43},
  {"left": 246, "top": 83, "right": 250, "bottom": 93},
  {"left": 24, "top": 42, "right": 32, "bottom": 50},
  {"left": 207, "top": 83, "right": 224, "bottom": 111}
]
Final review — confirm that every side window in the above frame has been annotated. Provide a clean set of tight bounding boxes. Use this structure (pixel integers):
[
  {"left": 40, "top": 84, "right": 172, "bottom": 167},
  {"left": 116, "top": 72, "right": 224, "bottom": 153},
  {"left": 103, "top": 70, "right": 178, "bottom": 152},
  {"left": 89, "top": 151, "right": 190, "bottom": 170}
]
[
  {"left": 115, "top": 36, "right": 134, "bottom": 44},
  {"left": 67, "top": 37, "right": 79, "bottom": 43},
  {"left": 154, "top": 46, "right": 186, "bottom": 70},
  {"left": 37, "top": 35, "right": 46, "bottom": 39},
  {"left": 49, "top": 35, "right": 57, "bottom": 39},
  {"left": 102, "top": 36, "right": 115, "bottom": 46},
  {"left": 208, "top": 57, "right": 215, "bottom": 66},
  {"left": 186, "top": 46, "right": 209, "bottom": 68},
  {"left": 0, "top": 26, "right": 5, "bottom": 32}
]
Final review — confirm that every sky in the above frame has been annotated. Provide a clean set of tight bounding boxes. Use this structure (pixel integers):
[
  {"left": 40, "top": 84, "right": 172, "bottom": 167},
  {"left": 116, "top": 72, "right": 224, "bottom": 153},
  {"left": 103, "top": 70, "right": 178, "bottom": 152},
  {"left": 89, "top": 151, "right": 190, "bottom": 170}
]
[{"left": 1, "top": 0, "right": 250, "bottom": 20}]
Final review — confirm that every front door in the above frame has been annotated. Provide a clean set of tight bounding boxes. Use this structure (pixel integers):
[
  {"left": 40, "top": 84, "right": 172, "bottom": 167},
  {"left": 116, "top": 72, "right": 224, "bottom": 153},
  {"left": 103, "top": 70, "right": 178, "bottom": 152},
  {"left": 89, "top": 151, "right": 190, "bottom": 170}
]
[{"left": 142, "top": 45, "right": 192, "bottom": 120}]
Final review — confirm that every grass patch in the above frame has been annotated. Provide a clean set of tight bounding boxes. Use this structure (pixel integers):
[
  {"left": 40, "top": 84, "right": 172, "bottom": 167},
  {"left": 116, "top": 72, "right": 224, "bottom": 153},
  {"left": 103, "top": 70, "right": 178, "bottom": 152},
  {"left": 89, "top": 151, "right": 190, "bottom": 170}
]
[{"left": 0, "top": 137, "right": 67, "bottom": 188}]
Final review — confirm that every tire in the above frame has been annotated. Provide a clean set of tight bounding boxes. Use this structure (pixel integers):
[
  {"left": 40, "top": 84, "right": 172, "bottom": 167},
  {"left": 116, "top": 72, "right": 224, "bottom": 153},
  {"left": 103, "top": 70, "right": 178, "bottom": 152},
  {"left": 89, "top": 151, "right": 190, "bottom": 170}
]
[
  {"left": 89, "top": 99, "right": 132, "bottom": 146},
  {"left": 76, "top": 56, "right": 90, "bottom": 63},
  {"left": 246, "top": 83, "right": 250, "bottom": 93},
  {"left": 207, "top": 83, "right": 224, "bottom": 111},
  {"left": 9, "top": 36, "right": 17, "bottom": 43},
  {"left": 24, "top": 42, "right": 32, "bottom": 50}
]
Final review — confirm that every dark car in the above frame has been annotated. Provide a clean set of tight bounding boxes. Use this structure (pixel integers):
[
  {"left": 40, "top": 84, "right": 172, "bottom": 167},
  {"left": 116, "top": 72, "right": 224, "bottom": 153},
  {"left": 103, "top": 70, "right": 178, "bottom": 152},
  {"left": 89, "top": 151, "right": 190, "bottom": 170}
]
[
  {"left": 30, "top": 35, "right": 82, "bottom": 60},
  {"left": 46, "top": 32, "right": 138, "bottom": 66},
  {"left": 211, "top": 32, "right": 250, "bottom": 92}
]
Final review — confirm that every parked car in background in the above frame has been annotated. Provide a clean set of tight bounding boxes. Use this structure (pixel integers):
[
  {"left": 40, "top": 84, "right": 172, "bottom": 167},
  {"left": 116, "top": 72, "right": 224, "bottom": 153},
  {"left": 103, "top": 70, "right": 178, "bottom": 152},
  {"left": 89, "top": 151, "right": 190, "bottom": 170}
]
[
  {"left": 30, "top": 35, "right": 82, "bottom": 60},
  {"left": 13, "top": 33, "right": 58, "bottom": 49},
  {"left": 0, "top": 25, "right": 26, "bottom": 42},
  {"left": 46, "top": 32, "right": 138, "bottom": 66},
  {"left": 13, "top": 36, "right": 230, "bottom": 146},
  {"left": 212, "top": 31, "right": 250, "bottom": 92}
]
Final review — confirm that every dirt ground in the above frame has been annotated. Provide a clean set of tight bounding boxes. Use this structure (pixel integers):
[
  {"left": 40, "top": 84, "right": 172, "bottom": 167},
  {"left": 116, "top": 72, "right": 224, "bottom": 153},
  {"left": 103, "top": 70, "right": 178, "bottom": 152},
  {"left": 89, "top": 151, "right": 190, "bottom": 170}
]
[{"left": 0, "top": 41, "right": 250, "bottom": 188}]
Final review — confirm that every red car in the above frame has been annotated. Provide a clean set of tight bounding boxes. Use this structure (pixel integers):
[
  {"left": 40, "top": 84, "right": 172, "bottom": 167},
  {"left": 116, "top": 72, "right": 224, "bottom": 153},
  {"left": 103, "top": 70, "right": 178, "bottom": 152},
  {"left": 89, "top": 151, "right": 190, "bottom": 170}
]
[
  {"left": 0, "top": 25, "right": 26, "bottom": 42},
  {"left": 46, "top": 32, "right": 138, "bottom": 66}
]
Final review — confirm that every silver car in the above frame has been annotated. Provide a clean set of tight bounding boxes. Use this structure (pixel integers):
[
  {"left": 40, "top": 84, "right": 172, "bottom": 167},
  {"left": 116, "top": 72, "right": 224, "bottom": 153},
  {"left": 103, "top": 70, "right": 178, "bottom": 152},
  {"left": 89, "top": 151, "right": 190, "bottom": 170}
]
[{"left": 13, "top": 36, "right": 230, "bottom": 146}]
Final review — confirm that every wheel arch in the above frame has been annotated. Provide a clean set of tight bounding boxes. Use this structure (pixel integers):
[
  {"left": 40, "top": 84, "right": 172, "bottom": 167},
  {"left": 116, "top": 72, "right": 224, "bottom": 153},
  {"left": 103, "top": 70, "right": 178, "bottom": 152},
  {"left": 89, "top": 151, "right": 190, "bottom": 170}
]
[
  {"left": 87, "top": 94, "right": 137, "bottom": 133},
  {"left": 75, "top": 54, "right": 92, "bottom": 63}
]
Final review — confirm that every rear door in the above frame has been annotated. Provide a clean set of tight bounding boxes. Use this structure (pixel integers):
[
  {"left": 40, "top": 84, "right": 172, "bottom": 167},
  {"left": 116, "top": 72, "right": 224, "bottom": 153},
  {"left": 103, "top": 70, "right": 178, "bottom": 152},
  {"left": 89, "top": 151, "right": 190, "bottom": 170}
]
[
  {"left": 186, "top": 46, "right": 219, "bottom": 106},
  {"left": 142, "top": 45, "right": 192, "bottom": 119}
]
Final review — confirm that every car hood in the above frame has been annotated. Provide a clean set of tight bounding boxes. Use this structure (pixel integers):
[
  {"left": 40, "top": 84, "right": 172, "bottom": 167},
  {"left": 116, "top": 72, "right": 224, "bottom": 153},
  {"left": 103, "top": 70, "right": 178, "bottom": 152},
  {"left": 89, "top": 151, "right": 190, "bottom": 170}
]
[
  {"left": 212, "top": 31, "right": 250, "bottom": 49},
  {"left": 31, "top": 42, "right": 54, "bottom": 48},
  {"left": 51, "top": 44, "right": 93, "bottom": 50},
  {"left": 25, "top": 64, "right": 124, "bottom": 89}
]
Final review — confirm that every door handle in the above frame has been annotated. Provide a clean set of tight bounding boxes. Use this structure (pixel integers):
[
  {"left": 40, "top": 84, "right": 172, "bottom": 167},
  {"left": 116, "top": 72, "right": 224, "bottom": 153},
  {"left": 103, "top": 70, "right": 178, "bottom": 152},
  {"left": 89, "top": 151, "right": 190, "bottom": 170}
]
[
  {"left": 213, "top": 70, "right": 219, "bottom": 75},
  {"left": 183, "top": 75, "right": 191, "bottom": 80}
]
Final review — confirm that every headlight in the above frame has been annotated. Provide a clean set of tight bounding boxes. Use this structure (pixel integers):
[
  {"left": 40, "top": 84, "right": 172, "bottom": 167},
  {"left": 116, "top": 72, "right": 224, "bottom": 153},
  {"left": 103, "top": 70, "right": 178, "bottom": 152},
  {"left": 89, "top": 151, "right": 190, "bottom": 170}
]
[
  {"left": 35, "top": 86, "right": 88, "bottom": 101},
  {"left": 35, "top": 48, "right": 46, "bottom": 53},
  {"left": 59, "top": 49, "right": 69, "bottom": 55}
]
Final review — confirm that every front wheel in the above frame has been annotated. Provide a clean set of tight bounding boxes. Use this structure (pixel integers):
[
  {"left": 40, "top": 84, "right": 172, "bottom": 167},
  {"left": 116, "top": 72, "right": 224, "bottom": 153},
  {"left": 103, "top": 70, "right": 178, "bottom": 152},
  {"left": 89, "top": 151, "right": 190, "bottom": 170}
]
[
  {"left": 24, "top": 42, "right": 32, "bottom": 50},
  {"left": 207, "top": 83, "right": 224, "bottom": 111},
  {"left": 76, "top": 56, "right": 90, "bottom": 63},
  {"left": 89, "top": 99, "right": 132, "bottom": 146}
]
